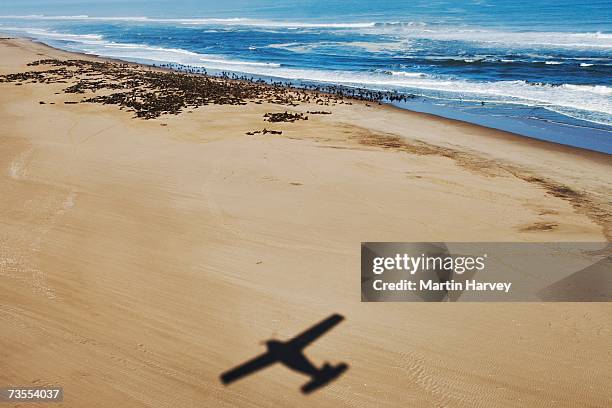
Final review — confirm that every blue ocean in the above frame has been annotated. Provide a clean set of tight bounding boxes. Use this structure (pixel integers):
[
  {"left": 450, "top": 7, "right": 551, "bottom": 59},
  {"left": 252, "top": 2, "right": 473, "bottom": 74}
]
[{"left": 1, "top": 0, "right": 611, "bottom": 152}]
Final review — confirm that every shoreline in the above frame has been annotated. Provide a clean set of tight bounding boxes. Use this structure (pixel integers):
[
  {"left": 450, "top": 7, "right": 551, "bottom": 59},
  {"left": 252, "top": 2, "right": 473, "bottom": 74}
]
[{"left": 1, "top": 36, "right": 612, "bottom": 408}]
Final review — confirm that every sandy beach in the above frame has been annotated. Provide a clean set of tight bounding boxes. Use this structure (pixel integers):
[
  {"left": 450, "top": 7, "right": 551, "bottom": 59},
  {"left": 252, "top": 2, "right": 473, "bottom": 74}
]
[{"left": 1, "top": 37, "right": 611, "bottom": 407}]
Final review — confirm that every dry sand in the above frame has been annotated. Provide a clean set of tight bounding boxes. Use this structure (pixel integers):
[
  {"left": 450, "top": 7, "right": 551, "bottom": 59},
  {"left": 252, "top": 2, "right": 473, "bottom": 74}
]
[{"left": 1, "top": 38, "right": 611, "bottom": 407}]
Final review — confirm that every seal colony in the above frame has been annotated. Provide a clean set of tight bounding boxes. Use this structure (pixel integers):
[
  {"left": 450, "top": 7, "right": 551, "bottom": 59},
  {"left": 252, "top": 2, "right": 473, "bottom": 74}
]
[{"left": 0, "top": 58, "right": 415, "bottom": 120}]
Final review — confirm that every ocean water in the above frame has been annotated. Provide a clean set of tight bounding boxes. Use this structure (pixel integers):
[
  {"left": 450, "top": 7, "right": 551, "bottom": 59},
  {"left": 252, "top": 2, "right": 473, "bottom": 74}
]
[{"left": 1, "top": 0, "right": 611, "bottom": 153}]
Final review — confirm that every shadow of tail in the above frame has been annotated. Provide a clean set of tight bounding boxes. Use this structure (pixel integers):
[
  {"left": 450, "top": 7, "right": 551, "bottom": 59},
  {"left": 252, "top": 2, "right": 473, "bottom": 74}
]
[{"left": 301, "top": 363, "right": 349, "bottom": 394}]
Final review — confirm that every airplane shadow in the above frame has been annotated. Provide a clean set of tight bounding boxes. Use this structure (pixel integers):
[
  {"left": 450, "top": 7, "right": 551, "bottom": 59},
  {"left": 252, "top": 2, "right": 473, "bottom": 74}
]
[{"left": 220, "top": 314, "right": 348, "bottom": 394}]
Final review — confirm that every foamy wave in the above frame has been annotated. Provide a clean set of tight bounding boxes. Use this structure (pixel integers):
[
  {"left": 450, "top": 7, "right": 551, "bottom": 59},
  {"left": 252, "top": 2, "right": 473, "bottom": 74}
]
[
  {"left": 562, "top": 84, "right": 612, "bottom": 96},
  {"left": 198, "top": 57, "right": 280, "bottom": 67},
  {"left": 109, "top": 42, "right": 200, "bottom": 56},
  {"left": 362, "top": 25, "right": 612, "bottom": 50},
  {"left": 0, "top": 15, "right": 376, "bottom": 28},
  {"left": 386, "top": 70, "right": 427, "bottom": 78},
  {"left": 3, "top": 26, "right": 105, "bottom": 44},
  {"left": 267, "top": 40, "right": 408, "bottom": 54},
  {"left": 96, "top": 44, "right": 281, "bottom": 69},
  {"left": 6, "top": 27, "right": 282, "bottom": 70}
]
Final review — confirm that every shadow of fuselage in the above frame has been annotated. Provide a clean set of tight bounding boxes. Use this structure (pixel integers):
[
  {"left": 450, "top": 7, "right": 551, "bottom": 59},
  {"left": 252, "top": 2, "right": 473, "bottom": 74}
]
[{"left": 220, "top": 314, "right": 348, "bottom": 394}]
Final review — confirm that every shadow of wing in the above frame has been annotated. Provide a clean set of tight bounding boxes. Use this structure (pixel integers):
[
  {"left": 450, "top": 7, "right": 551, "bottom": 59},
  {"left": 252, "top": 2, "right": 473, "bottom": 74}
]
[
  {"left": 220, "top": 352, "right": 277, "bottom": 384},
  {"left": 287, "top": 314, "right": 344, "bottom": 349}
]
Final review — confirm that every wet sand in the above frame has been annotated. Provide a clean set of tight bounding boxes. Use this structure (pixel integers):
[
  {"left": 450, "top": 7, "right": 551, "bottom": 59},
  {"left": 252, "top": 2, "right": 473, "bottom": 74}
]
[{"left": 1, "top": 37, "right": 611, "bottom": 407}]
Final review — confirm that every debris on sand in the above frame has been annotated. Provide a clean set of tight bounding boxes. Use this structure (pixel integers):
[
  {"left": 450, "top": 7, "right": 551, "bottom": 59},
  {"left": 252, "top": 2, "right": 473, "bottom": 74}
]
[
  {"left": 246, "top": 129, "right": 283, "bottom": 135},
  {"left": 306, "top": 110, "right": 332, "bottom": 115}
]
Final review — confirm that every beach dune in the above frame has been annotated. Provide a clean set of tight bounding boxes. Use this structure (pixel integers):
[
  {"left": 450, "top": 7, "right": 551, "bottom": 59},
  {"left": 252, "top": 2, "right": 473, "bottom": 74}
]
[{"left": 1, "top": 38, "right": 611, "bottom": 407}]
